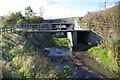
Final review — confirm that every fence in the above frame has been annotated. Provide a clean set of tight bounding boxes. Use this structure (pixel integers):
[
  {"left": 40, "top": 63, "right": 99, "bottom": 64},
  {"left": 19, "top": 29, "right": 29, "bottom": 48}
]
[
  {"left": 0, "top": 22, "right": 119, "bottom": 37},
  {"left": 0, "top": 27, "right": 15, "bottom": 34}
]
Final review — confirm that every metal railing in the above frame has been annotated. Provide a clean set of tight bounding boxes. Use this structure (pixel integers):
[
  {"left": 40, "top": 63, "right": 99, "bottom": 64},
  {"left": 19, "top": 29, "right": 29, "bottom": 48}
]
[{"left": 1, "top": 22, "right": 119, "bottom": 34}]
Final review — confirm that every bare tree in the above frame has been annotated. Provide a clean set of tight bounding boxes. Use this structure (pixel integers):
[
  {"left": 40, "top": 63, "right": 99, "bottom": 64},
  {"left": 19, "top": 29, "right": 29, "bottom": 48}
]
[{"left": 39, "top": 7, "right": 45, "bottom": 17}]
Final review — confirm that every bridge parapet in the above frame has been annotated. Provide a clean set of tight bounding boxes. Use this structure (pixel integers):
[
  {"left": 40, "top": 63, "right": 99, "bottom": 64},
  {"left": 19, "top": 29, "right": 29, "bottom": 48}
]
[
  {"left": 18, "top": 22, "right": 94, "bottom": 31},
  {"left": 16, "top": 23, "right": 75, "bottom": 31}
]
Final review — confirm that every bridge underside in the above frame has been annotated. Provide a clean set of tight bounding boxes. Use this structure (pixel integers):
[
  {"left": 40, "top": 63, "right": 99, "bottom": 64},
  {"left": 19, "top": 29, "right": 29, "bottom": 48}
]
[
  {"left": 77, "top": 31, "right": 90, "bottom": 44},
  {"left": 25, "top": 30, "right": 101, "bottom": 48},
  {"left": 25, "top": 30, "right": 91, "bottom": 33}
]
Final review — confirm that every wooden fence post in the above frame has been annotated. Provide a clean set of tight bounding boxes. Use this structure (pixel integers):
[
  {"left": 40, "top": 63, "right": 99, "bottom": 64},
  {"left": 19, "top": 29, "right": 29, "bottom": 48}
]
[
  {"left": 6, "top": 28, "right": 8, "bottom": 33},
  {"left": 0, "top": 28, "right": 1, "bottom": 35},
  {"left": 4, "top": 28, "right": 5, "bottom": 33},
  {"left": 11, "top": 27, "right": 12, "bottom": 33}
]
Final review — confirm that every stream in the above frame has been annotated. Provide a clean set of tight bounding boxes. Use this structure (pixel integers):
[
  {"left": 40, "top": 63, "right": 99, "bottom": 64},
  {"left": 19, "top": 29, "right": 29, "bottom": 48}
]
[{"left": 43, "top": 48, "right": 115, "bottom": 78}]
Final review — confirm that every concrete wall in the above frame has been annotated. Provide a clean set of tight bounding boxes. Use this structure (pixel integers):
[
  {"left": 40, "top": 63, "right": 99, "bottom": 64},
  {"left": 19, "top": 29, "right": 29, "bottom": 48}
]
[
  {"left": 67, "top": 32, "right": 77, "bottom": 47},
  {"left": 67, "top": 31, "right": 102, "bottom": 47},
  {"left": 88, "top": 31, "right": 102, "bottom": 44},
  {"left": 25, "top": 33, "right": 33, "bottom": 39},
  {"left": 77, "top": 31, "right": 90, "bottom": 44}
]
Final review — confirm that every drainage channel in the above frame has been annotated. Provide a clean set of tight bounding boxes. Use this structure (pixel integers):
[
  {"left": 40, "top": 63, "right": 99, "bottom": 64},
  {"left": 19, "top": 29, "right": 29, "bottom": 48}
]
[{"left": 43, "top": 48, "right": 106, "bottom": 78}]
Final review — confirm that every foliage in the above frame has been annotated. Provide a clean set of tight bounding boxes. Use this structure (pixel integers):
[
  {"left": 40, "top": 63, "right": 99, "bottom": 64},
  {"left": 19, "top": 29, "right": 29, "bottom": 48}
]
[
  {"left": 29, "top": 16, "right": 43, "bottom": 23},
  {"left": 34, "top": 33, "right": 52, "bottom": 43},
  {"left": 52, "top": 38, "right": 69, "bottom": 47},
  {"left": 1, "top": 33, "right": 21, "bottom": 61},
  {"left": 56, "top": 65, "right": 77, "bottom": 78},
  {"left": 25, "top": 6, "right": 36, "bottom": 18},
  {"left": 87, "top": 45, "right": 119, "bottom": 74},
  {"left": 1, "top": 32, "right": 73, "bottom": 78},
  {"left": 81, "top": 4, "right": 120, "bottom": 31},
  {"left": 1, "top": 6, "right": 44, "bottom": 28},
  {"left": 2, "top": 61, "right": 22, "bottom": 78},
  {"left": 107, "top": 39, "right": 120, "bottom": 58},
  {"left": 83, "top": 3, "right": 120, "bottom": 75},
  {"left": 2, "top": 12, "right": 26, "bottom": 27},
  {"left": 16, "top": 18, "right": 25, "bottom": 27},
  {"left": 34, "top": 34, "right": 70, "bottom": 49}
]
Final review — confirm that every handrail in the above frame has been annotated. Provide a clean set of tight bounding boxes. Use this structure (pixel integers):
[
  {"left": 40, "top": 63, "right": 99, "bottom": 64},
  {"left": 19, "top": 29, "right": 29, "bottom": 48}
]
[{"left": 1, "top": 22, "right": 119, "bottom": 34}]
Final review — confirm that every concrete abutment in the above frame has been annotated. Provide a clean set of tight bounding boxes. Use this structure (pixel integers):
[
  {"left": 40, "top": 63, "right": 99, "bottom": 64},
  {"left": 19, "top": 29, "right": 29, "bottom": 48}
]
[{"left": 67, "top": 31, "right": 102, "bottom": 48}]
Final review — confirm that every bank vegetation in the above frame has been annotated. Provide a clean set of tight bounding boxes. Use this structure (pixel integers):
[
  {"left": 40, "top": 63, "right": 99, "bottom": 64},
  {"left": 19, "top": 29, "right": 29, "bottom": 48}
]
[{"left": 80, "top": 2, "right": 120, "bottom": 76}]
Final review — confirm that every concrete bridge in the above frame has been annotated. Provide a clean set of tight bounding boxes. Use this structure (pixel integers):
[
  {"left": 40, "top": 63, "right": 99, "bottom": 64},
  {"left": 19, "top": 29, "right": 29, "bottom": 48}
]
[
  {"left": 2, "top": 18, "right": 112, "bottom": 47},
  {"left": 1, "top": 17, "right": 118, "bottom": 48},
  {"left": 15, "top": 22, "right": 101, "bottom": 47}
]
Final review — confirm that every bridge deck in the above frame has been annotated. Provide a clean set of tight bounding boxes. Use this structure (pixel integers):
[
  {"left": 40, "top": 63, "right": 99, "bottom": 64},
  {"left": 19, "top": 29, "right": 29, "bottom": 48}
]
[{"left": 26, "top": 30, "right": 91, "bottom": 33}]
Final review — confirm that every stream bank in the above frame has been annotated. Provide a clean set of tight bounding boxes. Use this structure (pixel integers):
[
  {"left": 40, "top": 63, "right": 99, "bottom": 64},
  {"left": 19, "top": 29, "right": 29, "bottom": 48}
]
[
  {"left": 28, "top": 33, "right": 118, "bottom": 78},
  {"left": 31, "top": 34, "right": 116, "bottom": 78},
  {"left": 71, "top": 52, "right": 117, "bottom": 78},
  {"left": 43, "top": 47, "right": 116, "bottom": 78}
]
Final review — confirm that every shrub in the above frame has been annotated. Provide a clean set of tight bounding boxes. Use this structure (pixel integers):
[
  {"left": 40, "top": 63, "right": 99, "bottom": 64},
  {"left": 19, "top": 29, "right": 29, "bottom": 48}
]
[
  {"left": 52, "top": 38, "right": 69, "bottom": 47},
  {"left": 2, "top": 33, "right": 72, "bottom": 78},
  {"left": 29, "top": 16, "right": 43, "bottom": 23}
]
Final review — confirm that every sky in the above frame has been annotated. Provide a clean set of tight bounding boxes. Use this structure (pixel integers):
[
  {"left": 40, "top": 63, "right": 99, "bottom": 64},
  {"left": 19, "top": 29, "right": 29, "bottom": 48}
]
[{"left": 0, "top": 0, "right": 117, "bottom": 19}]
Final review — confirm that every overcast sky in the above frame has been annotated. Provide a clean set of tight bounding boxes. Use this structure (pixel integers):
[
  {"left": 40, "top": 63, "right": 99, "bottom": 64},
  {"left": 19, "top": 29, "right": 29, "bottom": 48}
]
[{"left": 0, "top": 0, "right": 117, "bottom": 19}]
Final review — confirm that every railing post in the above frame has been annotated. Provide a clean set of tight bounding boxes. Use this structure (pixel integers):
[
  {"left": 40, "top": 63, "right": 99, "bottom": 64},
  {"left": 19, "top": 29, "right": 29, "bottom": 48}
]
[
  {"left": 5, "top": 28, "right": 7, "bottom": 33},
  {"left": 72, "top": 23, "right": 74, "bottom": 30},
  {"left": 0, "top": 28, "right": 1, "bottom": 35},
  {"left": 4, "top": 28, "right": 5, "bottom": 33},
  {"left": 39, "top": 24, "right": 41, "bottom": 31},
  {"left": 14, "top": 27, "right": 16, "bottom": 33},
  {"left": 37, "top": 24, "right": 39, "bottom": 31},
  {"left": 11, "top": 27, "right": 12, "bottom": 33},
  {"left": 6, "top": 27, "right": 8, "bottom": 33}
]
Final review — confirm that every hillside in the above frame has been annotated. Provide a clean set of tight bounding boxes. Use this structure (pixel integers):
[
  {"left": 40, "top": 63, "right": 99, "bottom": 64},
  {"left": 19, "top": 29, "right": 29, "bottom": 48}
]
[{"left": 81, "top": 3, "right": 120, "bottom": 76}]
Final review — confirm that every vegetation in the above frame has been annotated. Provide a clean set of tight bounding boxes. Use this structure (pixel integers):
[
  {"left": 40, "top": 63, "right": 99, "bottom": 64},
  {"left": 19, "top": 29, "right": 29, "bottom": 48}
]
[
  {"left": 81, "top": 3, "right": 120, "bottom": 32},
  {"left": 1, "top": 32, "right": 73, "bottom": 78},
  {"left": 0, "top": 6, "right": 44, "bottom": 28},
  {"left": 2, "top": 12, "right": 26, "bottom": 27},
  {"left": 52, "top": 38, "right": 70, "bottom": 48},
  {"left": 1, "top": 1, "right": 120, "bottom": 78},
  {"left": 25, "top": 6, "right": 36, "bottom": 18},
  {"left": 87, "top": 45, "right": 119, "bottom": 75},
  {"left": 33, "top": 33, "right": 70, "bottom": 49},
  {"left": 79, "top": 2, "right": 120, "bottom": 76},
  {"left": 29, "top": 16, "right": 43, "bottom": 23}
]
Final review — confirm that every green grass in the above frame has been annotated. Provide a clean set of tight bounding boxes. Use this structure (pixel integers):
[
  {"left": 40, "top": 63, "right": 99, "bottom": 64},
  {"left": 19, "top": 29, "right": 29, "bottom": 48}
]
[
  {"left": 87, "top": 46, "right": 119, "bottom": 75},
  {"left": 1, "top": 32, "right": 73, "bottom": 78},
  {"left": 52, "top": 38, "right": 69, "bottom": 47}
]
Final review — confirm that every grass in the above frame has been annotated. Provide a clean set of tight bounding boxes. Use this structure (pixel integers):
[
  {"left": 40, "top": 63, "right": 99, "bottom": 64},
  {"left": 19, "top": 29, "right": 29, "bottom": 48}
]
[
  {"left": 1, "top": 32, "right": 73, "bottom": 78},
  {"left": 51, "top": 38, "right": 70, "bottom": 47},
  {"left": 33, "top": 33, "right": 69, "bottom": 48},
  {"left": 87, "top": 46, "right": 119, "bottom": 76}
]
